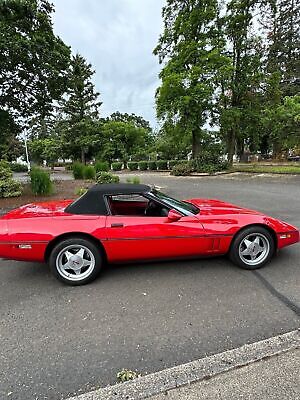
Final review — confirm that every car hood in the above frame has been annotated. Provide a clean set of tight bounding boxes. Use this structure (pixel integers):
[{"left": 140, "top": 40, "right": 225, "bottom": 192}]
[
  {"left": 186, "top": 198, "right": 263, "bottom": 216},
  {"left": 1, "top": 200, "right": 73, "bottom": 219}
]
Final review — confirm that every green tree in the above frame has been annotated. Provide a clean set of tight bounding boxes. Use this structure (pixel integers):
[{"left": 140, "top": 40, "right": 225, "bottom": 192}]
[
  {"left": 259, "top": 0, "right": 300, "bottom": 155},
  {"left": 98, "top": 121, "right": 150, "bottom": 163},
  {"left": 155, "top": 123, "right": 191, "bottom": 160},
  {"left": 0, "top": 110, "right": 23, "bottom": 160},
  {"left": 58, "top": 54, "right": 102, "bottom": 163},
  {"left": 218, "top": 0, "right": 264, "bottom": 164},
  {"left": 28, "top": 136, "right": 62, "bottom": 166},
  {"left": 0, "top": 0, "right": 71, "bottom": 121},
  {"left": 110, "top": 112, "right": 152, "bottom": 133},
  {"left": 262, "top": 95, "right": 300, "bottom": 155},
  {"left": 263, "top": 0, "right": 300, "bottom": 97},
  {"left": 154, "top": 0, "right": 230, "bottom": 158}
]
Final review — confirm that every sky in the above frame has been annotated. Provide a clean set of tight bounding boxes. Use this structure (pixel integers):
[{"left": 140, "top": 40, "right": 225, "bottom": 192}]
[{"left": 52, "top": 0, "right": 165, "bottom": 128}]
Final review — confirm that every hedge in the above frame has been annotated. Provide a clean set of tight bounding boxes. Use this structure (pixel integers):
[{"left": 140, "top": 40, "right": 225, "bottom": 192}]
[
  {"left": 138, "top": 161, "right": 148, "bottom": 171},
  {"left": 148, "top": 161, "right": 157, "bottom": 170},
  {"left": 127, "top": 161, "right": 139, "bottom": 170},
  {"left": 111, "top": 162, "right": 123, "bottom": 171},
  {"left": 10, "top": 163, "right": 28, "bottom": 172},
  {"left": 156, "top": 160, "right": 168, "bottom": 170},
  {"left": 95, "top": 161, "right": 109, "bottom": 172}
]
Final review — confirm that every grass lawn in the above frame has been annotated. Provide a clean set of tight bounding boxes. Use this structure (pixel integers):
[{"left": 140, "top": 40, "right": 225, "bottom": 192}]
[{"left": 232, "top": 164, "right": 300, "bottom": 174}]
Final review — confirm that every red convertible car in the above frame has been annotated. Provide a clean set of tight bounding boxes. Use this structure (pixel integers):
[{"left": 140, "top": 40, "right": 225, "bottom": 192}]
[{"left": 0, "top": 184, "right": 299, "bottom": 285}]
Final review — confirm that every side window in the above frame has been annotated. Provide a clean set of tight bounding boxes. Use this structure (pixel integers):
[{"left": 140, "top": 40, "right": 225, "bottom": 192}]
[
  {"left": 107, "top": 194, "right": 149, "bottom": 216},
  {"left": 107, "top": 194, "right": 170, "bottom": 217}
]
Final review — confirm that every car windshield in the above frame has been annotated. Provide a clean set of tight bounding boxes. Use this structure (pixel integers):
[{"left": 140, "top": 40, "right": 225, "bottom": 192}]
[{"left": 149, "top": 189, "right": 199, "bottom": 216}]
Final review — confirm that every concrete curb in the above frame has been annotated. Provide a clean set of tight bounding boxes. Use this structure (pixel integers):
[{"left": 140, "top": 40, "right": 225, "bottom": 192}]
[{"left": 67, "top": 329, "right": 299, "bottom": 400}]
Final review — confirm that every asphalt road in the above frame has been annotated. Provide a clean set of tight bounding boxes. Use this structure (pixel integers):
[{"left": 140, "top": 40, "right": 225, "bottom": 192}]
[{"left": 1, "top": 173, "right": 299, "bottom": 400}]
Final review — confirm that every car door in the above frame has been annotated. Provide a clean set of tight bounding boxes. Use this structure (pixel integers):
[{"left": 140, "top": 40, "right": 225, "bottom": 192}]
[{"left": 104, "top": 194, "right": 212, "bottom": 262}]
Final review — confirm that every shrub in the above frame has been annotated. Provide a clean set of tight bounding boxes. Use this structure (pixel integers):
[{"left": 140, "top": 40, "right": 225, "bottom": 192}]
[
  {"left": 10, "top": 163, "right": 28, "bottom": 172},
  {"left": 168, "top": 160, "right": 179, "bottom": 169},
  {"left": 96, "top": 171, "right": 120, "bottom": 184},
  {"left": 168, "top": 159, "right": 187, "bottom": 169},
  {"left": 171, "top": 163, "right": 193, "bottom": 176},
  {"left": 83, "top": 165, "right": 96, "bottom": 180},
  {"left": 72, "top": 162, "right": 85, "bottom": 179},
  {"left": 192, "top": 150, "right": 229, "bottom": 174},
  {"left": 127, "top": 161, "right": 139, "bottom": 171},
  {"left": 0, "top": 179, "right": 23, "bottom": 198},
  {"left": 157, "top": 160, "right": 168, "bottom": 170},
  {"left": 111, "top": 162, "right": 123, "bottom": 171},
  {"left": 0, "top": 161, "right": 22, "bottom": 198},
  {"left": 95, "top": 161, "right": 109, "bottom": 172},
  {"left": 0, "top": 160, "right": 12, "bottom": 180},
  {"left": 138, "top": 161, "right": 148, "bottom": 171},
  {"left": 148, "top": 161, "right": 157, "bottom": 170},
  {"left": 126, "top": 176, "right": 140, "bottom": 184},
  {"left": 30, "top": 167, "right": 53, "bottom": 195}
]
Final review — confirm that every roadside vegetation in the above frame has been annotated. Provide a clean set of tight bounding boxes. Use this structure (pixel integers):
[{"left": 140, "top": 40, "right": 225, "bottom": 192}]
[
  {"left": 117, "top": 369, "right": 141, "bottom": 383},
  {"left": 0, "top": 160, "right": 22, "bottom": 198},
  {"left": 233, "top": 164, "right": 300, "bottom": 174},
  {"left": 0, "top": 0, "right": 299, "bottom": 199},
  {"left": 29, "top": 167, "right": 53, "bottom": 195}
]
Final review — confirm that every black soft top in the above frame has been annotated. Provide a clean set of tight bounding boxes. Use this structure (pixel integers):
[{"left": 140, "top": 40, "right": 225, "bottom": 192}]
[{"left": 65, "top": 184, "right": 151, "bottom": 215}]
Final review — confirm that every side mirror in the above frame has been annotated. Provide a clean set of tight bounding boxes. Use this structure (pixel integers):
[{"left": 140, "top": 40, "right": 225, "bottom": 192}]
[{"left": 167, "top": 209, "right": 182, "bottom": 222}]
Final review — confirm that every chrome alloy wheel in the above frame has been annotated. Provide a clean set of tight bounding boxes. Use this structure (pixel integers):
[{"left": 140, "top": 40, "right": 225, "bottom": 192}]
[
  {"left": 56, "top": 244, "right": 95, "bottom": 282},
  {"left": 238, "top": 233, "right": 270, "bottom": 266}
]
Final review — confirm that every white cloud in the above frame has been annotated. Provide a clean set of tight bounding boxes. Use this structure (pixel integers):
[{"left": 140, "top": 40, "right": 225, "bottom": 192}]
[{"left": 52, "top": 0, "right": 165, "bottom": 127}]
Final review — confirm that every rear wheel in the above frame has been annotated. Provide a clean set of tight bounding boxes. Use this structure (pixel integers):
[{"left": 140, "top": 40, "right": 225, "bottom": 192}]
[
  {"left": 49, "top": 237, "right": 103, "bottom": 285},
  {"left": 229, "top": 226, "right": 275, "bottom": 270}
]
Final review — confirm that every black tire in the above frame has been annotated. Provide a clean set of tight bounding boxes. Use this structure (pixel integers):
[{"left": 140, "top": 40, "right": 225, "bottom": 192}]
[
  {"left": 229, "top": 226, "right": 275, "bottom": 270},
  {"left": 49, "top": 237, "right": 103, "bottom": 285}
]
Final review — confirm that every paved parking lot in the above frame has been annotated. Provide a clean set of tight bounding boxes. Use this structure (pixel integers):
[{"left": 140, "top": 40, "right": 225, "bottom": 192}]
[{"left": 0, "top": 173, "right": 299, "bottom": 400}]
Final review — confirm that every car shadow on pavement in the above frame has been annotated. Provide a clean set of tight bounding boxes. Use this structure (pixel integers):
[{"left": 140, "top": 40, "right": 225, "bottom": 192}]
[{"left": 102, "top": 255, "right": 235, "bottom": 280}]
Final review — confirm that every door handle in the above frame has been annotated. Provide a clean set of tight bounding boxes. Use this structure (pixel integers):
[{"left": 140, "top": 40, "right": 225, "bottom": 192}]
[{"left": 111, "top": 223, "right": 124, "bottom": 228}]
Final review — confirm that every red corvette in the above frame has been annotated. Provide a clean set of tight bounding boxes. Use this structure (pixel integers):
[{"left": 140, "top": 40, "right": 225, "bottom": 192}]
[{"left": 0, "top": 183, "right": 299, "bottom": 285}]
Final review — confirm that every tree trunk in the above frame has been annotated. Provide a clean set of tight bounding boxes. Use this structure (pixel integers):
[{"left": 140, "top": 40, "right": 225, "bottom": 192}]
[
  {"left": 273, "top": 140, "right": 282, "bottom": 160},
  {"left": 227, "top": 130, "right": 235, "bottom": 166},
  {"left": 236, "top": 137, "right": 244, "bottom": 161},
  {"left": 81, "top": 147, "right": 85, "bottom": 164},
  {"left": 192, "top": 130, "right": 200, "bottom": 158}
]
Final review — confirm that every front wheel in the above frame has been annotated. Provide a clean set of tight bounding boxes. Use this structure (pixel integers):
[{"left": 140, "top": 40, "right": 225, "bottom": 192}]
[
  {"left": 49, "top": 237, "right": 103, "bottom": 285},
  {"left": 229, "top": 226, "right": 275, "bottom": 270}
]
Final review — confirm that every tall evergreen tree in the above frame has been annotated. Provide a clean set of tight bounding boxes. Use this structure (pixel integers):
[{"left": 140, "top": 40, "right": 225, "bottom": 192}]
[
  {"left": 58, "top": 54, "right": 102, "bottom": 163},
  {"left": 259, "top": 0, "right": 300, "bottom": 156},
  {"left": 0, "top": 0, "right": 71, "bottom": 158},
  {"left": 263, "top": 0, "right": 300, "bottom": 96}
]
